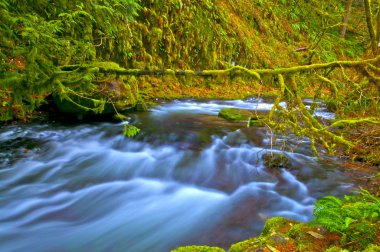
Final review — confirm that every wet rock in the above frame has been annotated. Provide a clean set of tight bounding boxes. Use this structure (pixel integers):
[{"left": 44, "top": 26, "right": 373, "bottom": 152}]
[
  {"left": 262, "top": 153, "right": 291, "bottom": 170},
  {"left": 218, "top": 108, "right": 253, "bottom": 121},
  {"left": 135, "top": 100, "right": 148, "bottom": 112},
  {"left": 54, "top": 78, "right": 137, "bottom": 116},
  {"left": 248, "top": 118, "right": 265, "bottom": 127},
  {"left": 260, "top": 217, "right": 289, "bottom": 237},
  {"left": 269, "top": 232, "right": 288, "bottom": 244},
  {"left": 218, "top": 108, "right": 265, "bottom": 127},
  {"left": 53, "top": 62, "right": 139, "bottom": 117}
]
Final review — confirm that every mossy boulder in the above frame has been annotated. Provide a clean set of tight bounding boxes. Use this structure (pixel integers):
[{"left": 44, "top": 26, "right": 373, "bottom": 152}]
[
  {"left": 218, "top": 108, "right": 252, "bottom": 121},
  {"left": 260, "top": 217, "right": 289, "bottom": 237},
  {"left": 228, "top": 237, "right": 260, "bottom": 252},
  {"left": 53, "top": 61, "right": 139, "bottom": 117},
  {"left": 263, "top": 153, "right": 291, "bottom": 170},
  {"left": 134, "top": 100, "right": 148, "bottom": 112},
  {"left": 171, "top": 245, "right": 225, "bottom": 252},
  {"left": 228, "top": 217, "right": 349, "bottom": 252},
  {"left": 54, "top": 70, "right": 138, "bottom": 116},
  {"left": 229, "top": 217, "right": 297, "bottom": 252},
  {"left": 218, "top": 108, "right": 265, "bottom": 127}
]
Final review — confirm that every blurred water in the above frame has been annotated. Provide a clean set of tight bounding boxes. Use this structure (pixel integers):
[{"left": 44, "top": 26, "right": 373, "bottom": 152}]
[{"left": 0, "top": 98, "right": 351, "bottom": 251}]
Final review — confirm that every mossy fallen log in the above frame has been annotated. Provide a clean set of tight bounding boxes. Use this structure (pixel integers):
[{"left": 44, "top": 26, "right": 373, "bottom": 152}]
[
  {"left": 59, "top": 65, "right": 261, "bottom": 79},
  {"left": 59, "top": 56, "right": 380, "bottom": 79},
  {"left": 329, "top": 117, "right": 380, "bottom": 128},
  {"left": 51, "top": 57, "right": 380, "bottom": 154}
]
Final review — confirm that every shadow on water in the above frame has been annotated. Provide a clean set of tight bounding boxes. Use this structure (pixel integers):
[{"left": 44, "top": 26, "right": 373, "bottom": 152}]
[{"left": 0, "top": 98, "right": 354, "bottom": 251}]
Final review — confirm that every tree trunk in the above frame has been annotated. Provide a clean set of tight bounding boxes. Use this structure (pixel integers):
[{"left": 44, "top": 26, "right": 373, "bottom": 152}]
[
  {"left": 340, "top": 0, "right": 353, "bottom": 38},
  {"left": 364, "top": 0, "right": 378, "bottom": 54},
  {"left": 377, "top": 1, "right": 380, "bottom": 43}
]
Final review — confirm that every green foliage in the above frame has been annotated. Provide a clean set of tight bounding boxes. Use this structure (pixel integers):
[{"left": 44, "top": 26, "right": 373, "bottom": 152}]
[
  {"left": 313, "top": 189, "right": 380, "bottom": 251},
  {"left": 123, "top": 123, "right": 140, "bottom": 137},
  {"left": 0, "top": 0, "right": 141, "bottom": 121},
  {"left": 260, "top": 217, "right": 289, "bottom": 237}
]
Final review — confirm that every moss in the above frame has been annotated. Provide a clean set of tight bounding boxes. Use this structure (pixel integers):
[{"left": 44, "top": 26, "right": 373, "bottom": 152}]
[
  {"left": 286, "top": 223, "right": 310, "bottom": 239},
  {"left": 134, "top": 100, "right": 148, "bottom": 112},
  {"left": 145, "top": 101, "right": 158, "bottom": 107},
  {"left": 324, "top": 247, "right": 349, "bottom": 252},
  {"left": 218, "top": 108, "right": 253, "bottom": 121},
  {"left": 53, "top": 70, "right": 138, "bottom": 116},
  {"left": 113, "top": 113, "right": 128, "bottom": 121},
  {"left": 228, "top": 237, "right": 261, "bottom": 252},
  {"left": 248, "top": 116, "right": 266, "bottom": 127},
  {"left": 263, "top": 153, "right": 291, "bottom": 170},
  {"left": 365, "top": 244, "right": 380, "bottom": 252},
  {"left": 171, "top": 245, "right": 225, "bottom": 252},
  {"left": 260, "top": 217, "right": 289, "bottom": 238}
]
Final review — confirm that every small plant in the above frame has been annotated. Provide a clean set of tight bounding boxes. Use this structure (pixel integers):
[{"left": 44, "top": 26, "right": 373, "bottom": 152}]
[
  {"left": 312, "top": 189, "right": 380, "bottom": 251},
  {"left": 123, "top": 123, "right": 140, "bottom": 137}
]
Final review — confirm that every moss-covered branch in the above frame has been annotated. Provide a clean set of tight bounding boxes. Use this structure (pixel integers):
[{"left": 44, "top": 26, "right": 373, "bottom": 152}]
[
  {"left": 59, "top": 65, "right": 261, "bottom": 79},
  {"left": 59, "top": 56, "right": 380, "bottom": 79},
  {"left": 329, "top": 117, "right": 380, "bottom": 128}
]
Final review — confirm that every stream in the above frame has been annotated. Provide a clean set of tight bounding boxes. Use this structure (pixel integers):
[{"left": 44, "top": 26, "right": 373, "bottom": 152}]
[{"left": 0, "top": 98, "right": 356, "bottom": 251}]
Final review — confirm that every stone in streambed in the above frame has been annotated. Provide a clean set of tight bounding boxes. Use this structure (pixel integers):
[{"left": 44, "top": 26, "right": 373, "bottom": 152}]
[
  {"left": 262, "top": 153, "right": 291, "bottom": 170},
  {"left": 218, "top": 108, "right": 265, "bottom": 127}
]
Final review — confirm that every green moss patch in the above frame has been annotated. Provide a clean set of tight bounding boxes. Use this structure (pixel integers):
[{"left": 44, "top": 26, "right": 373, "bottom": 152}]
[{"left": 218, "top": 108, "right": 253, "bottom": 121}]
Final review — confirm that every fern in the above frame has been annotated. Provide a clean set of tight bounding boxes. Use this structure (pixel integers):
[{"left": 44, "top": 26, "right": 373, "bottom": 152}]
[
  {"left": 313, "top": 189, "right": 380, "bottom": 250},
  {"left": 0, "top": 0, "right": 141, "bottom": 121},
  {"left": 123, "top": 123, "right": 140, "bottom": 137}
]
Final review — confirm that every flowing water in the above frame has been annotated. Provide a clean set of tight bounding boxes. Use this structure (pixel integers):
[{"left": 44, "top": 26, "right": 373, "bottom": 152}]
[{"left": 0, "top": 98, "right": 355, "bottom": 251}]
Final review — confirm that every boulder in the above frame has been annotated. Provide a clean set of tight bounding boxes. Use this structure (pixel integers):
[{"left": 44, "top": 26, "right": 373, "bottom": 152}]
[
  {"left": 218, "top": 108, "right": 265, "bottom": 127},
  {"left": 53, "top": 66, "right": 139, "bottom": 117},
  {"left": 262, "top": 153, "right": 291, "bottom": 169}
]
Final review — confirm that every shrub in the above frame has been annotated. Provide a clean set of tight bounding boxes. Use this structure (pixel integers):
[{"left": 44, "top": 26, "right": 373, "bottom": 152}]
[{"left": 312, "top": 189, "right": 380, "bottom": 251}]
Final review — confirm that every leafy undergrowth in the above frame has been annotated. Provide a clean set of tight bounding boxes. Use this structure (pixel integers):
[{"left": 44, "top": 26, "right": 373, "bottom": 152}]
[
  {"left": 345, "top": 124, "right": 380, "bottom": 167},
  {"left": 333, "top": 122, "right": 380, "bottom": 197},
  {"left": 172, "top": 190, "right": 380, "bottom": 252}
]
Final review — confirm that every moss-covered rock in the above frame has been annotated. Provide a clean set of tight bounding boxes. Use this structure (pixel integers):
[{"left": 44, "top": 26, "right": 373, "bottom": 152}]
[
  {"left": 262, "top": 153, "right": 291, "bottom": 170},
  {"left": 248, "top": 118, "right": 265, "bottom": 127},
  {"left": 286, "top": 223, "right": 310, "bottom": 239},
  {"left": 134, "top": 100, "right": 148, "bottom": 112},
  {"left": 218, "top": 108, "right": 253, "bottom": 121},
  {"left": 228, "top": 237, "right": 261, "bottom": 252},
  {"left": 229, "top": 217, "right": 297, "bottom": 252},
  {"left": 53, "top": 63, "right": 139, "bottom": 116},
  {"left": 218, "top": 107, "right": 265, "bottom": 124},
  {"left": 260, "top": 217, "right": 289, "bottom": 237}
]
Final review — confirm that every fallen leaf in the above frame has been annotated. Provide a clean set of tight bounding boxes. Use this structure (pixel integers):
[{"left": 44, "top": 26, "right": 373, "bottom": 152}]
[
  {"left": 266, "top": 244, "right": 280, "bottom": 252},
  {"left": 307, "top": 231, "right": 325, "bottom": 239}
]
